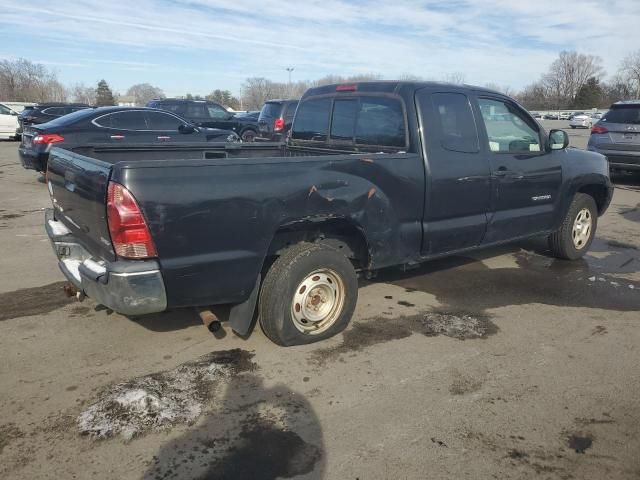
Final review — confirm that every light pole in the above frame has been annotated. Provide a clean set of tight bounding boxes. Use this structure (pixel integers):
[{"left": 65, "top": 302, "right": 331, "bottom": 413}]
[{"left": 286, "top": 67, "right": 294, "bottom": 97}]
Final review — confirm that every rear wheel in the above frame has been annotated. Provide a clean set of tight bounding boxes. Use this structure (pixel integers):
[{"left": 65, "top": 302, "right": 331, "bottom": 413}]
[
  {"left": 241, "top": 129, "right": 257, "bottom": 142},
  {"left": 259, "top": 242, "right": 357, "bottom": 346},
  {"left": 548, "top": 193, "right": 597, "bottom": 260}
]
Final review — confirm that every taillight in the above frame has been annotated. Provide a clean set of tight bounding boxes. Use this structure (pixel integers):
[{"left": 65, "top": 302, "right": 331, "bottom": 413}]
[
  {"left": 591, "top": 124, "right": 608, "bottom": 134},
  {"left": 336, "top": 84, "right": 357, "bottom": 92},
  {"left": 274, "top": 118, "right": 285, "bottom": 132},
  {"left": 107, "top": 182, "right": 157, "bottom": 259},
  {"left": 32, "top": 133, "right": 65, "bottom": 145}
]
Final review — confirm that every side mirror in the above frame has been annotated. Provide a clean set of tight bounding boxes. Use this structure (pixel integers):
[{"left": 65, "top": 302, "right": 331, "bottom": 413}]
[
  {"left": 549, "top": 129, "right": 569, "bottom": 150},
  {"left": 179, "top": 124, "right": 196, "bottom": 134}
]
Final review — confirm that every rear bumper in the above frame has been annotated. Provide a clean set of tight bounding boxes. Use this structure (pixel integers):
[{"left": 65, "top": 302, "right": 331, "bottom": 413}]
[
  {"left": 588, "top": 146, "right": 640, "bottom": 171},
  {"left": 19, "top": 147, "right": 48, "bottom": 172},
  {"left": 45, "top": 209, "right": 167, "bottom": 315}
]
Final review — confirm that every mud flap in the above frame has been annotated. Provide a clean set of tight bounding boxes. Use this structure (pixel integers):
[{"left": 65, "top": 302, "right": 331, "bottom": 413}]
[{"left": 228, "top": 275, "right": 261, "bottom": 336}]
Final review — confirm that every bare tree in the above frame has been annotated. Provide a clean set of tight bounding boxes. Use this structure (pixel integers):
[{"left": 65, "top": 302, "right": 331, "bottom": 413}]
[
  {"left": 443, "top": 72, "right": 466, "bottom": 84},
  {"left": 542, "top": 51, "right": 604, "bottom": 108},
  {"left": 619, "top": 50, "right": 640, "bottom": 98},
  {"left": 70, "top": 83, "right": 96, "bottom": 104},
  {"left": 484, "top": 83, "right": 515, "bottom": 97},
  {"left": 126, "top": 83, "right": 164, "bottom": 106},
  {"left": 0, "top": 58, "right": 68, "bottom": 102}
]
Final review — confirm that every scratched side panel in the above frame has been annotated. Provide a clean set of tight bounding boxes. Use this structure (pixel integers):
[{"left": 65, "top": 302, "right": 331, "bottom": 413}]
[{"left": 117, "top": 153, "right": 424, "bottom": 307}]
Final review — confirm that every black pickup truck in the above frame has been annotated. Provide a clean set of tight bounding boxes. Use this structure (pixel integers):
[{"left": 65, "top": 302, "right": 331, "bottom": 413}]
[{"left": 45, "top": 81, "right": 613, "bottom": 346}]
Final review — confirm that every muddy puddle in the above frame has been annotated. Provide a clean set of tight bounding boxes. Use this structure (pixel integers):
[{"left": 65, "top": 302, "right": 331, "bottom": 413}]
[
  {"left": 377, "top": 238, "right": 639, "bottom": 314},
  {"left": 311, "top": 312, "right": 497, "bottom": 365},
  {"left": 0, "top": 281, "right": 73, "bottom": 321}
]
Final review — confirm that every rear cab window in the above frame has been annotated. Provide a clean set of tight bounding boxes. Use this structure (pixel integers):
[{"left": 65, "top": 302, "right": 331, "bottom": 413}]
[{"left": 291, "top": 94, "right": 407, "bottom": 151}]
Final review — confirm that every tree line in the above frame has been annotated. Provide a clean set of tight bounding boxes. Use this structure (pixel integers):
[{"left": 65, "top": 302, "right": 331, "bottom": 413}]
[{"left": 2, "top": 50, "right": 640, "bottom": 111}]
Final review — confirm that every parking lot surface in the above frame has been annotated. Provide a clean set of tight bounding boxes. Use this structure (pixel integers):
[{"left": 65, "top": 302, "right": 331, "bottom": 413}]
[{"left": 1, "top": 122, "right": 639, "bottom": 479}]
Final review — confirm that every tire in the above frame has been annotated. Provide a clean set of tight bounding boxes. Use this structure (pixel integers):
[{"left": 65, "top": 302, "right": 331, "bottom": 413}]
[
  {"left": 241, "top": 129, "right": 257, "bottom": 142},
  {"left": 548, "top": 193, "right": 597, "bottom": 260},
  {"left": 259, "top": 242, "right": 358, "bottom": 346}
]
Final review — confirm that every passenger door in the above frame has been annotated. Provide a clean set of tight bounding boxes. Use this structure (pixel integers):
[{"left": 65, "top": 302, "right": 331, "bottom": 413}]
[
  {"left": 474, "top": 96, "right": 563, "bottom": 243},
  {"left": 92, "top": 111, "right": 156, "bottom": 143},
  {"left": 416, "top": 89, "right": 492, "bottom": 255},
  {"left": 144, "top": 111, "right": 191, "bottom": 142}
]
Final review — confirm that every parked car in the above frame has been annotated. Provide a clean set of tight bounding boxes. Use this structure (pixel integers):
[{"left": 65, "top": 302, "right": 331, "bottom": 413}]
[
  {"left": 588, "top": 100, "right": 640, "bottom": 173},
  {"left": 591, "top": 112, "right": 604, "bottom": 120},
  {"left": 257, "top": 99, "right": 299, "bottom": 141},
  {"left": 18, "top": 103, "right": 91, "bottom": 131},
  {"left": 568, "top": 111, "right": 584, "bottom": 120},
  {"left": 0, "top": 102, "right": 20, "bottom": 140},
  {"left": 569, "top": 114, "right": 593, "bottom": 129},
  {"left": 45, "top": 81, "right": 612, "bottom": 346},
  {"left": 235, "top": 110, "right": 261, "bottom": 121},
  {"left": 559, "top": 112, "right": 572, "bottom": 120},
  {"left": 532, "top": 112, "right": 542, "bottom": 119},
  {"left": 147, "top": 99, "right": 259, "bottom": 142},
  {"left": 19, "top": 106, "right": 238, "bottom": 172},
  {"left": 544, "top": 113, "right": 559, "bottom": 120}
]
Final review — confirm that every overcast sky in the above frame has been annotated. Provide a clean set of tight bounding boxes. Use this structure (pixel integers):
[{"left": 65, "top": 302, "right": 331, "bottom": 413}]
[{"left": 2, "top": 0, "right": 639, "bottom": 97}]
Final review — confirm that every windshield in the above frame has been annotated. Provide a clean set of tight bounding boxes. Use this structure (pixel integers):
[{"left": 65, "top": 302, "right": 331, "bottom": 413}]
[{"left": 602, "top": 106, "right": 640, "bottom": 124}]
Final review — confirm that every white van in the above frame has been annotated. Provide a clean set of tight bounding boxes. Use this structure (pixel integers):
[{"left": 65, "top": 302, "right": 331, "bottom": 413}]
[{"left": 0, "top": 103, "right": 20, "bottom": 140}]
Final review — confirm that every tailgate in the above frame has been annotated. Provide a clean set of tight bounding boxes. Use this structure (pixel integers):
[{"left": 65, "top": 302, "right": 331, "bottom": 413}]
[{"left": 46, "top": 147, "right": 115, "bottom": 261}]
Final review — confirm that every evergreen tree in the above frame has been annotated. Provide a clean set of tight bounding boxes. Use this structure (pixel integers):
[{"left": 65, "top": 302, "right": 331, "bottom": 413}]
[
  {"left": 572, "top": 77, "right": 605, "bottom": 109},
  {"left": 95, "top": 79, "right": 115, "bottom": 106}
]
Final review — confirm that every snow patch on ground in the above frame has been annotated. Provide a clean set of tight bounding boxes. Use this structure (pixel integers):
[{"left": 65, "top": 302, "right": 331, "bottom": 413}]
[{"left": 78, "top": 349, "right": 255, "bottom": 440}]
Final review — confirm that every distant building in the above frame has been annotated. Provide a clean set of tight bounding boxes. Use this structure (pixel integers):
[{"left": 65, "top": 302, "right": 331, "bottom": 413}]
[{"left": 117, "top": 95, "right": 136, "bottom": 107}]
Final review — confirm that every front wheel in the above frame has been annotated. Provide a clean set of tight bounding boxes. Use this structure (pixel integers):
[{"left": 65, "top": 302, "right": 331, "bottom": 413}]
[
  {"left": 548, "top": 193, "right": 597, "bottom": 260},
  {"left": 259, "top": 242, "right": 358, "bottom": 346}
]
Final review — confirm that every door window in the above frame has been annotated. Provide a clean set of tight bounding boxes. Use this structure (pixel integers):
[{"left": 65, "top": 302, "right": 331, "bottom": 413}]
[
  {"left": 145, "top": 111, "right": 184, "bottom": 131},
  {"left": 186, "top": 103, "right": 208, "bottom": 118},
  {"left": 206, "top": 103, "right": 230, "bottom": 119},
  {"left": 101, "top": 111, "right": 148, "bottom": 130},
  {"left": 0, "top": 104, "right": 11, "bottom": 115},
  {"left": 477, "top": 98, "right": 541, "bottom": 153},
  {"left": 431, "top": 93, "right": 479, "bottom": 153},
  {"left": 42, "top": 107, "right": 66, "bottom": 115}
]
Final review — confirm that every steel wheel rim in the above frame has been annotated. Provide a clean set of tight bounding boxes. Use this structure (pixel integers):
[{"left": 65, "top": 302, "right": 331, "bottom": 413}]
[
  {"left": 291, "top": 268, "right": 345, "bottom": 335},
  {"left": 572, "top": 207, "right": 592, "bottom": 249}
]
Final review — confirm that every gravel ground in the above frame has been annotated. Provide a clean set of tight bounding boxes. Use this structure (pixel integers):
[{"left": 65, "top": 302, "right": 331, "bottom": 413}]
[{"left": 1, "top": 124, "right": 639, "bottom": 480}]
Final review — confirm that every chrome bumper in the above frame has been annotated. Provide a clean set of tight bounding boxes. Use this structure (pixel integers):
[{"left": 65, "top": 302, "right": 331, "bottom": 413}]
[{"left": 45, "top": 209, "right": 167, "bottom": 315}]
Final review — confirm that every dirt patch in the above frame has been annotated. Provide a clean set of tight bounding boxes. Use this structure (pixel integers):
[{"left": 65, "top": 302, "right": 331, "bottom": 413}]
[
  {"left": 397, "top": 300, "right": 416, "bottom": 307},
  {"left": 310, "top": 312, "right": 497, "bottom": 365},
  {"left": 449, "top": 373, "right": 483, "bottom": 395},
  {"left": 0, "top": 281, "right": 73, "bottom": 321},
  {"left": 78, "top": 349, "right": 256, "bottom": 440},
  {"left": 69, "top": 305, "right": 91, "bottom": 317},
  {"left": 567, "top": 433, "right": 593, "bottom": 453},
  {"left": 0, "top": 213, "right": 23, "bottom": 220},
  {"left": 0, "top": 423, "right": 23, "bottom": 454}
]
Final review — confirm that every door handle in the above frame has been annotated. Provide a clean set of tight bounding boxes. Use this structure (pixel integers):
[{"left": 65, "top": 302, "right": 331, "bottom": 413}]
[
  {"left": 493, "top": 167, "right": 524, "bottom": 180},
  {"left": 110, "top": 135, "right": 125, "bottom": 140},
  {"left": 157, "top": 136, "right": 171, "bottom": 141}
]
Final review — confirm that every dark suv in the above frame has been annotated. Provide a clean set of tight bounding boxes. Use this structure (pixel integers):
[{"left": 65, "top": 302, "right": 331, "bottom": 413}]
[
  {"left": 257, "top": 99, "right": 299, "bottom": 141},
  {"left": 19, "top": 103, "right": 90, "bottom": 130},
  {"left": 588, "top": 101, "right": 640, "bottom": 173},
  {"left": 147, "top": 99, "right": 260, "bottom": 142}
]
